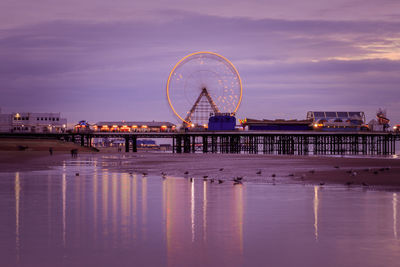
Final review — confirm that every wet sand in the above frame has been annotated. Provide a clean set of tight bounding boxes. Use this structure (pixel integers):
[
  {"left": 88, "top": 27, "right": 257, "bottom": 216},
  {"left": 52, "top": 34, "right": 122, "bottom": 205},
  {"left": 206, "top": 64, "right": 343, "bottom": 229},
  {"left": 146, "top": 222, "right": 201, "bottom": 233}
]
[{"left": 1, "top": 151, "right": 399, "bottom": 188}]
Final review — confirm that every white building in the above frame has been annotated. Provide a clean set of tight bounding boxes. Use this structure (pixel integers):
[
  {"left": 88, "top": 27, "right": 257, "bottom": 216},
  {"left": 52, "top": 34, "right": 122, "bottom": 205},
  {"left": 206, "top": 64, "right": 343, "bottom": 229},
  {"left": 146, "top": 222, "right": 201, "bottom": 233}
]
[{"left": 0, "top": 109, "right": 67, "bottom": 133}]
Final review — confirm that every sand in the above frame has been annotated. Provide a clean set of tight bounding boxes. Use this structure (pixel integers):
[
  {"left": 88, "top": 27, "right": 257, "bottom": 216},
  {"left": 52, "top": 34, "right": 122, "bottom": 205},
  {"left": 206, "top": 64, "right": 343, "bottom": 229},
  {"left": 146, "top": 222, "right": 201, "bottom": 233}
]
[{"left": 1, "top": 150, "right": 399, "bottom": 188}]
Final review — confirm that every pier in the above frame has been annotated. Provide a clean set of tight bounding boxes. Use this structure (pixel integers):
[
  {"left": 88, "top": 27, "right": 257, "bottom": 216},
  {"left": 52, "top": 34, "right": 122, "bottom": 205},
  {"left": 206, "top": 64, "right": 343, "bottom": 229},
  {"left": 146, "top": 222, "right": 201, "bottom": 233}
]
[{"left": 1, "top": 131, "right": 399, "bottom": 156}]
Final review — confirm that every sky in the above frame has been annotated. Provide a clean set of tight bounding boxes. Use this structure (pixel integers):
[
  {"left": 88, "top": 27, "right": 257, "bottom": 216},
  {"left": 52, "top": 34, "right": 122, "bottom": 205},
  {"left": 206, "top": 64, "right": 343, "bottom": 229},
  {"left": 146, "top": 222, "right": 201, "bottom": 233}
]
[{"left": 1, "top": 0, "right": 400, "bottom": 125}]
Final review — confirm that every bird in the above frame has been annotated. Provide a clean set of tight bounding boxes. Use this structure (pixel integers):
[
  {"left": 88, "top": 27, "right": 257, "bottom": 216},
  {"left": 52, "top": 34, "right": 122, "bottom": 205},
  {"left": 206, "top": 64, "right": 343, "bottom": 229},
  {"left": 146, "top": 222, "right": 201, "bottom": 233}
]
[
  {"left": 184, "top": 171, "right": 189, "bottom": 175},
  {"left": 142, "top": 172, "right": 148, "bottom": 176},
  {"left": 346, "top": 169, "right": 353, "bottom": 174},
  {"left": 345, "top": 181, "right": 354, "bottom": 186},
  {"left": 256, "top": 170, "right": 262, "bottom": 175},
  {"left": 75, "top": 173, "right": 79, "bottom": 176},
  {"left": 218, "top": 179, "right": 224, "bottom": 184},
  {"left": 233, "top": 181, "right": 242, "bottom": 185},
  {"left": 210, "top": 178, "right": 215, "bottom": 183},
  {"left": 271, "top": 174, "right": 276, "bottom": 177},
  {"left": 319, "top": 182, "right": 325, "bottom": 186},
  {"left": 288, "top": 173, "right": 294, "bottom": 177},
  {"left": 373, "top": 170, "right": 379, "bottom": 175},
  {"left": 129, "top": 172, "right": 133, "bottom": 176},
  {"left": 362, "top": 182, "right": 369, "bottom": 186},
  {"left": 233, "top": 177, "right": 243, "bottom": 183},
  {"left": 309, "top": 169, "right": 315, "bottom": 174},
  {"left": 385, "top": 167, "right": 391, "bottom": 171},
  {"left": 351, "top": 171, "right": 358, "bottom": 177},
  {"left": 203, "top": 177, "right": 208, "bottom": 181},
  {"left": 219, "top": 168, "right": 224, "bottom": 171},
  {"left": 203, "top": 175, "right": 208, "bottom": 179},
  {"left": 334, "top": 166, "right": 340, "bottom": 169}
]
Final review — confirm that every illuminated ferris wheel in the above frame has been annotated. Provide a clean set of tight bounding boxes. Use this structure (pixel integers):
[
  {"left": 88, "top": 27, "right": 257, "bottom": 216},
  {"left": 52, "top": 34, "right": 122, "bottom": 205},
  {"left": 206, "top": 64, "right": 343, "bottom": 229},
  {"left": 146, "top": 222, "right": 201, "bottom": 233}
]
[{"left": 166, "top": 51, "right": 242, "bottom": 126}]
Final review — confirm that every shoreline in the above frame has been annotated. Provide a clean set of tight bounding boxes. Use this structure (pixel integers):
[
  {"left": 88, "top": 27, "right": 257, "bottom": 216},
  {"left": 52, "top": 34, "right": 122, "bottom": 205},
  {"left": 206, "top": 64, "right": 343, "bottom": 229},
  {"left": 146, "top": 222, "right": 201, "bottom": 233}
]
[{"left": 1, "top": 151, "right": 400, "bottom": 189}]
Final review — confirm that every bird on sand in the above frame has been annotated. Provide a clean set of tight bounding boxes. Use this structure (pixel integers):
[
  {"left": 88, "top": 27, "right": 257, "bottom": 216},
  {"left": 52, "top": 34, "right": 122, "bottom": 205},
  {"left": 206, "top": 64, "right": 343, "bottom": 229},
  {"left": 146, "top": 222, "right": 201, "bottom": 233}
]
[
  {"left": 203, "top": 175, "right": 208, "bottom": 179},
  {"left": 75, "top": 173, "right": 79, "bottom": 176},
  {"left": 362, "top": 182, "right": 369, "bottom": 186},
  {"left": 184, "top": 171, "right": 189, "bottom": 175},
  {"left": 345, "top": 181, "right": 354, "bottom": 186},
  {"left": 233, "top": 181, "right": 242, "bottom": 185},
  {"left": 373, "top": 170, "right": 379, "bottom": 175},
  {"left": 288, "top": 173, "right": 294, "bottom": 177},
  {"left": 210, "top": 178, "right": 215, "bottom": 183},
  {"left": 256, "top": 170, "right": 262, "bottom": 175},
  {"left": 218, "top": 179, "right": 224, "bottom": 184},
  {"left": 142, "top": 172, "right": 148, "bottom": 176},
  {"left": 219, "top": 168, "right": 224, "bottom": 171},
  {"left": 319, "top": 182, "right": 325, "bottom": 186},
  {"left": 271, "top": 174, "right": 276, "bottom": 177},
  {"left": 334, "top": 166, "right": 340, "bottom": 169}
]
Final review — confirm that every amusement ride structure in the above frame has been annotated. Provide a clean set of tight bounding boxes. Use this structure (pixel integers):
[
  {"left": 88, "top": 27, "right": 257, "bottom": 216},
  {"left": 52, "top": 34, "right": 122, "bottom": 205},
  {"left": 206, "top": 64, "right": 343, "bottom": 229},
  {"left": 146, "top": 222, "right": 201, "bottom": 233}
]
[{"left": 166, "top": 52, "right": 242, "bottom": 127}]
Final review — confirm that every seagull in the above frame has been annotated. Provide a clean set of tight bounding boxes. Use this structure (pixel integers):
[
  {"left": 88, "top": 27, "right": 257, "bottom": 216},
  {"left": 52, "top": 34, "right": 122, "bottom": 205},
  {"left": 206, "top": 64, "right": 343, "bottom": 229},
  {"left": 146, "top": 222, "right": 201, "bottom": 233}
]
[
  {"left": 256, "top": 170, "right": 262, "bottom": 175},
  {"left": 233, "top": 181, "right": 242, "bottom": 185},
  {"left": 373, "top": 170, "right": 379, "bottom": 175},
  {"left": 219, "top": 168, "right": 224, "bottom": 171},
  {"left": 184, "top": 171, "right": 189, "bottom": 175},
  {"left": 319, "top": 182, "right": 325, "bottom": 186},
  {"left": 385, "top": 167, "right": 391, "bottom": 171},
  {"left": 75, "top": 173, "right": 79, "bottom": 176},
  {"left": 362, "top": 182, "right": 369, "bottom": 186},
  {"left": 271, "top": 174, "right": 276, "bottom": 177},
  {"left": 203, "top": 175, "right": 208, "bottom": 179},
  {"left": 288, "top": 173, "right": 294, "bottom": 177},
  {"left": 334, "top": 166, "right": 340, "bottom": 169},
  {"left": 142, "top": 172, "right": 148, "bottom": 176},
  {"left": 218, "top": 179, "right": 224, "bottom": 184},
  {"left": 210, "top": 178, "right": 215, "bottom": 183},
  {"left": 345, "top": 181, "right": 354, "bottom": 186}
]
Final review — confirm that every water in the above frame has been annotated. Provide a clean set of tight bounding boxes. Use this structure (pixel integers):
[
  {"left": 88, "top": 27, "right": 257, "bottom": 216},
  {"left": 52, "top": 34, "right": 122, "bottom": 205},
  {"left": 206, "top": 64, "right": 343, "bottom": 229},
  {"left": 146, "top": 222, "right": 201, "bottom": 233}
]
[{"left": 1, "top": 161, "right": 400, "bottom": 267}]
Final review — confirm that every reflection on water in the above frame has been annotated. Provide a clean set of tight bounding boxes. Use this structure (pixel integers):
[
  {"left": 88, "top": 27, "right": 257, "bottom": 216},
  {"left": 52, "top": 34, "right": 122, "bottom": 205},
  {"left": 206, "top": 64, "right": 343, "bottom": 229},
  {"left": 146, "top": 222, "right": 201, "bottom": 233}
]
[
  {"left": 1, "top": 163, "right": 400, "bottom": 267},
  {"left": 314, "top": 186, "right": 319, "bottom": 241},
  {"left": 394, "top": 193, "right": 398, "bottom": 239},
  {"left": 15, "top": 172, "right": 20, "bottom": 263}
]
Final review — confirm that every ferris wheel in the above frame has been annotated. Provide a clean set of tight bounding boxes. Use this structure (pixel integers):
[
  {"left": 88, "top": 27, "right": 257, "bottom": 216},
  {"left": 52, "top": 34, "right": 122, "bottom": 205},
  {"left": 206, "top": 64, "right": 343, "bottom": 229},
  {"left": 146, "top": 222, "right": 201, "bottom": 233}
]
[{"left": 166, "top": 51, "right": 242, "bottom": 126}]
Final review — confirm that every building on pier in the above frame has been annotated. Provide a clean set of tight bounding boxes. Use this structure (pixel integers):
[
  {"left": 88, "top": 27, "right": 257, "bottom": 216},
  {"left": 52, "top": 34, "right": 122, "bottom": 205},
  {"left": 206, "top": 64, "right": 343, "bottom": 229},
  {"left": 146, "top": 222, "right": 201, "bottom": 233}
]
[
  {"left": 241, "top": 118, "right": 312, "bottom": 131},
  {"left": 91, "top": 121, "right": 176, "bottom": 132},
  {"left": 0, "top": 109, "right": 67, "bottom": 133},
  {"left": 307, "top": 111, "right": 367, "bottom": 131}
]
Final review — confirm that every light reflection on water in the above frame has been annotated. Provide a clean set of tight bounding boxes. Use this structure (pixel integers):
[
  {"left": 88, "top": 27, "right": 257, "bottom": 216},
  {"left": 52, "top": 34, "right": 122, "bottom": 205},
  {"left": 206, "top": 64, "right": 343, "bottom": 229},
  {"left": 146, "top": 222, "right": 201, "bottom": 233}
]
[{"left": 1, "top": 163, "right": 400, "bottom": 266}]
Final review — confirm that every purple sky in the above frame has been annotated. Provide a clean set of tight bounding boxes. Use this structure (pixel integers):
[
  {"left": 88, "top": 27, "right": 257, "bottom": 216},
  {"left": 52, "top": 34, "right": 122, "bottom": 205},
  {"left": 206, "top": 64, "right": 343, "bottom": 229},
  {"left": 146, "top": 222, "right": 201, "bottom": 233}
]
[{"left": 1, "top": 0, "right": 400, "bottom": 125}]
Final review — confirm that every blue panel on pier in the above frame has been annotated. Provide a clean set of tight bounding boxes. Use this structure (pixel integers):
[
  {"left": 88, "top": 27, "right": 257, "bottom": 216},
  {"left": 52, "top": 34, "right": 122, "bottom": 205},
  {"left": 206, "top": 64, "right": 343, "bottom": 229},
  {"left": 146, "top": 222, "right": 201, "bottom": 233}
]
[
  {"left": 208, "top": 116, "right": 236, "bottom": 131},
  {"left": 248, "top": 124, "right": 311, "bottom": 131}
]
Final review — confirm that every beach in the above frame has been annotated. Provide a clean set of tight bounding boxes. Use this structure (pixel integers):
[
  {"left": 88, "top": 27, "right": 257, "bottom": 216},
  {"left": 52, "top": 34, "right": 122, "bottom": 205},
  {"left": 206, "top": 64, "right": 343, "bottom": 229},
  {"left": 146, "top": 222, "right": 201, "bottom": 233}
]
[{"left": 1, "top": 150, "right": 399, "bottom": 188}]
